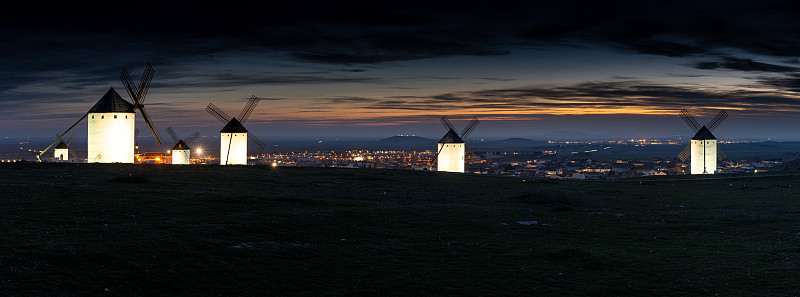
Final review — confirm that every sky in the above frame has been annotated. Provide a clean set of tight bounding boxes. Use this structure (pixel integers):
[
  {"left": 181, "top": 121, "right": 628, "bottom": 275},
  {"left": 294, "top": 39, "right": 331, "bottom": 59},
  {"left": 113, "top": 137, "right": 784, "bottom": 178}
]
[{"left": 3, "top": 1, "right": 800, "bottom": 142}]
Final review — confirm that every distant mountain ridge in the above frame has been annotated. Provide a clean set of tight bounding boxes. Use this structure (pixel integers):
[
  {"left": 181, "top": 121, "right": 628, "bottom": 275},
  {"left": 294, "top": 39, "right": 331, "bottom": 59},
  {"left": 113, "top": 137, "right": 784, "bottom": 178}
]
[{"left": 376, "top": 135, "right": 435, "bottom": 143}]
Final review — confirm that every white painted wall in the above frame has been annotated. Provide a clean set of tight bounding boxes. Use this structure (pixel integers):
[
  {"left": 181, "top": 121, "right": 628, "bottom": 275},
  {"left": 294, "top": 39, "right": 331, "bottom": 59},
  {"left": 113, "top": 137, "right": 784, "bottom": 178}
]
[
  {"left": 437, "top": 142, "right": 465, "bottom": 173},
  {"left": 54, "top": 148, "right": 69, "bottom": 161},
  {"left": 690, "top": 139, "right": 717, "bottom": 174},
  {"left": 87, "top": 112, "right": 135, "bottom": 163},
  {"left": 220, "top": 132, "right": 248, "bottom": 165},
  {"left": 172, "top": 149, "right": 191, "bottom": 165}
]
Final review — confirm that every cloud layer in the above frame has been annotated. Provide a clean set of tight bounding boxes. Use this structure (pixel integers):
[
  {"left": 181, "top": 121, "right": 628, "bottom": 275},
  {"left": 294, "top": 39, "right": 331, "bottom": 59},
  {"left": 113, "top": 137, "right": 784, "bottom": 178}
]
[{"left": 4, "top": 2, "right": 800, "bottom": 138}]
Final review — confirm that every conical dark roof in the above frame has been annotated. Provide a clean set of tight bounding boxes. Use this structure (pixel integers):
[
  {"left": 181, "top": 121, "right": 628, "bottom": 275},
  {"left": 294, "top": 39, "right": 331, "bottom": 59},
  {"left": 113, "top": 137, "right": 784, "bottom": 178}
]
[
  {"left": 171, "top": 140, "right": 190, "bottom": 150},
  {"left": 691, "top": 126, "right": 716, "bottom": 140},
  {"left": 55, "top": 141, "right": 69, "bottom": 149},
  {"left": 438, "top": 129, "right": 464, "bottom": 143},
  {"left": 220, "top": 117, "right": 248, "bottom": 133},
  {"left": 89, "top": 88, "right": 134, "bottom": 113}
]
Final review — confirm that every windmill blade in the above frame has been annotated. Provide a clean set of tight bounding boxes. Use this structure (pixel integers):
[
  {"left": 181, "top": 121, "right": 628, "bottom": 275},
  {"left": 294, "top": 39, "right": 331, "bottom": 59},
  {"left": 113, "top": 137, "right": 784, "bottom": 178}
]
[
  {"left": 717, "top": 148, "right": 727, "bottom": 161},
  {"left": 707, "top": 110, "right": 728, "bottom": 132},
  {"left": 68, "top": 147, "right": 79, "bottom": 160},
  {"left": 66, "top": 133, "right": 75, "bottom": 146},
  {"left": 139, "top": 106, "right": 162, "bottom": 146},
  {"left": 120, "top": 67, "right": 138, "bottom": 101},
  {"left": 440, "top": 116, "right": 456, "bottom": 132},
  {"left": 135, "top": 63, "right": 154, "bottom": 105},
  {"left": 431, "top": 143, "right": 447, "bottom": 166},
  {"left": 679, "top": 108, "right": 700, "bottom": 132},
  {"left": 165, "top": 126, "right": 180, "bottom": 143},
  {"left": 677, "top": 144, "right": 691, "bottom": 162},
  {"left": 238, "top": 95, "right": 260, "bottom": 123},
  {"left": 135, "top": 128, "right": 140, "bottom": 137},
  {"left": 465, "top": 145, "right": 477, "bottom": 160},
  {"left": 184, "top": 131, "right": 200, "bottom": 144},
  {"left": 36, "top": 113, "right": 88, "bottom": 162},
  {"left": 225, "top": 134, "right": 233, "bottom": 165},
  {"left": 206, "top": 103, "right": 232, "bottom": 123},
  {"left": 460, "top": 117, "right": 480, "bottom": 139},
  {"left": 248, "top": 133, "right": 267, "bottom": 151}
]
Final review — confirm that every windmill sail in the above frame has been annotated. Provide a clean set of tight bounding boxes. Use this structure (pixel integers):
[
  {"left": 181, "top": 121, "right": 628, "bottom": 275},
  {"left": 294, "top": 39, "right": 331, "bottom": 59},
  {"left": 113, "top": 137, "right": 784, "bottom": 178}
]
[
  {"left": 679, "top": 108, "right": 700, "bottom": 132},
  {"left": 707, "top": 110, "right": 728, "bottom": 131},
  {"left": 121, "top": 63, "right": 161, "bottom": 146}
]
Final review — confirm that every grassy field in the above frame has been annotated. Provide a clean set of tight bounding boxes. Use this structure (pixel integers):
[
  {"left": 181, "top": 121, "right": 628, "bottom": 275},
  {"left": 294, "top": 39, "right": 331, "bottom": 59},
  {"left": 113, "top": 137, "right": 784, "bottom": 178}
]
[{"left": 2, "top": 163, "right": 800, "bottom": 296}]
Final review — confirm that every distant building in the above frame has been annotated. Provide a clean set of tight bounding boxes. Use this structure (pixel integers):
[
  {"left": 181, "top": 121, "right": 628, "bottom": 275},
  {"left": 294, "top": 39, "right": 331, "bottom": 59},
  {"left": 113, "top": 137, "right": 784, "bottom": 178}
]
[{"left": 137, "top": 152, "right": 170, "bottom": 164}]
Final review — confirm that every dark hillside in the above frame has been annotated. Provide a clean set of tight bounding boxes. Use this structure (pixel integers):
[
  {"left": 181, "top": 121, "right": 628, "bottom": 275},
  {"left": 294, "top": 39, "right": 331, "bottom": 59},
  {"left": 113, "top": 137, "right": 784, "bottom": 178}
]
[{"left": 2, "top": 163, "right": 800, "bottom": 296}]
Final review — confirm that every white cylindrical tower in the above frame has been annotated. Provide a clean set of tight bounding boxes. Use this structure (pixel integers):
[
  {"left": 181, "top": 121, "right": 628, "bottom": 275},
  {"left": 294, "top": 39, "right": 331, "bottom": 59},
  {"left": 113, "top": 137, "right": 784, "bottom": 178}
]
[
  {"left": 690, "top": 126, "right": 717, "bottom": 174},
  {"left": 219, "top": 118, "right": 248, "bottom": 165},
  {"left": 87, "top": 88, "right": 135, "bottom": 163},
  {"left": 171, "top": 140, "right": 191, "bottom": 165},
  {"left": 437, "top": 129, "right": 465, "bottom": 173},
  {"left": 54, "top": 141, "right": 69, "bottom": 161}
]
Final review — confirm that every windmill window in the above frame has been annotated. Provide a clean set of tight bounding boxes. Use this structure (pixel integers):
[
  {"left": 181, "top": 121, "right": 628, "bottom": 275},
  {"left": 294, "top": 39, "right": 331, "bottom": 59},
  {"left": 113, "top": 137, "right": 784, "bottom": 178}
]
[
  {"left": 125, "top": 115, "right": 128, "bottom": 119},
  {"left": 101, "top": 115, "right": 104, "bottom": 119},
  {"left": 114, "top": 115, "right": 117, "bottom": 119},
  {"left": 91, "top": 115, "right": 94, "bottom": 119}
]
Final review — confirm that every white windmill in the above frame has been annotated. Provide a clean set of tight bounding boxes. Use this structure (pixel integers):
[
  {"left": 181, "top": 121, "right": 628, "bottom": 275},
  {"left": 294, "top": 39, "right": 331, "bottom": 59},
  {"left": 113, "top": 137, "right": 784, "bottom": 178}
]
[
  {"left": 678, "top": 109, "right": 728, "bottom": 174},
  {"left": 434, "top": 116, "right": 480, "bottom": 173},
  {"left": 53, "top": 133, "right": 77, "bottom": 162},
  {"left": 165, "top": 127, "right": 200, "bottom": 165},
  {"left": 37, "top": 63, "right": 162, "bottom": 163},
  {"left": 86, "top": 88, "right": 137, "bottom": 162},
  {"left": 205, "top": 96, "right": 266, "bottom": 165}
]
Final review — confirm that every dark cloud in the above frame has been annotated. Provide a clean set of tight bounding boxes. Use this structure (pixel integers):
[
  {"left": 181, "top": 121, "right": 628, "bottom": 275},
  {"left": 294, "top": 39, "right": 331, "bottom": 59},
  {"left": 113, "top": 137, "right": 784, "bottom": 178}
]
[
  {"left": 325, "top": 97, "right": 381, "bottom": 104},
  {"left": 155, "top": 74, "right": 381, "bottom": 92},
  {"left": 3, "top": 1, "right": 800, "bottom": 84},
  {"left": 0, "top": 2, "right": 793, "bottom": 68},
  {"left": 694, "top": 57, "right": 799, "bottom": 72},
  {"left": 757, "top": 73, "right": 800, "bottom": 93}
]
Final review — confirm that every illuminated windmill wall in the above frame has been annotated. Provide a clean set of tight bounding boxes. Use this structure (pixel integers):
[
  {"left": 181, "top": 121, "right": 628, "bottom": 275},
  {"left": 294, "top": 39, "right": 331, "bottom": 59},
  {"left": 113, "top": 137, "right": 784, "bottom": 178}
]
[
  {"left": 206, "top": 96, "right": 266, "bottom": 165},
  {"left": 87, "top": 88, "right": 136, "bottom": 163},
  {"left": 53, "top": 133, "right": 76, "bottom": 162},
  {"left": 437, "top": 130, "right": 465, "bottom": 173},
  {"left": 678, "top": 109, "right": 728, "bottom": 175},
  {"left": 435, "top": 116, "right": 480, "bottom": 173},
  {"left": 165, "top": 127, "right": 200, "bottom": 165},
  {"left": 54, "top": 141, "right": 69, "bottom": 161}
]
